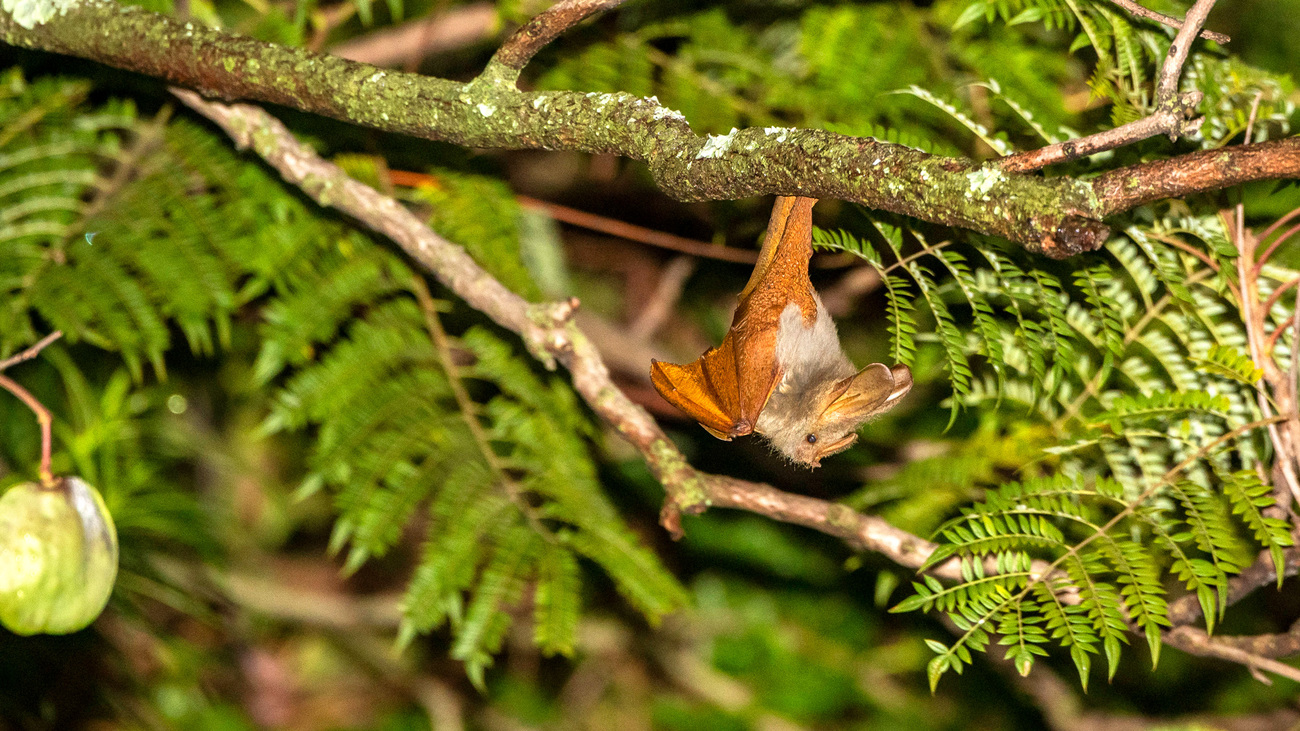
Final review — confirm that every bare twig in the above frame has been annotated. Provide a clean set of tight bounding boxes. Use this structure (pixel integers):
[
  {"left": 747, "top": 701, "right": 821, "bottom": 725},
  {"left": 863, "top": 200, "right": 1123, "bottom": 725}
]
[
  {"left": 387, "top": 170, "right": 762, "bottom": 264},
  {"left": 0, "top": 330, "right": 62, "bottom": 372},
  {"left": 0, "top": 330, "right": 62, "bottom": 484},
  {"left": 330, "top": 2, "right": 499, "bottom": 67},
  {"left": 489, "top": 0, "right": 627, "bottom": 75},
  {"left": 1105, "top": 0, "right": 1229, "bottom": 43},
  {"left": 1253, "top": 220, "right": 1300, "bottom": 277},
  {"left": 0, "top": 374, "right": 54, "bottom": 485},
  {"left": 516, "top": 195, "right": 761, "bottom": 265},
  {"left": 999, "top": 0, "right": 1220, "bottom": 172},
  {"left": 629, "top": 255, "right": 695, "bottom": 340},
  {"left": 1163, "top": 626, "right": 1300, "bottom": 683},
  {"left": 1155, "top": 0, "right": 1219, "bottom": 101},
  {"left": 999, "top": 103, "right": 1201, "bottom": 173},
  {"left": 1234, "top": 214, "right": 1300, "bottom": 505},
  {"left": 1259, "top": 275, "right": 1300, "bottom": 316}
]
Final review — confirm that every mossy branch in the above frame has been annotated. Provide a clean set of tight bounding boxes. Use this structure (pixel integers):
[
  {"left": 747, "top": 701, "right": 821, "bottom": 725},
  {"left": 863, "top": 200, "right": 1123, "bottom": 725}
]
[{"left": 6, "top": 0, "right": 1295, "bottom": 258}]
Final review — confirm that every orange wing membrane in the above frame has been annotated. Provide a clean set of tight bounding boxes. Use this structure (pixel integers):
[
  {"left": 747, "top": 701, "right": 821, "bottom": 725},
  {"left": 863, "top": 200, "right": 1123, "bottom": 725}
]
[{"left": 650, "top": 196, "right": 819, "bottom": 439}]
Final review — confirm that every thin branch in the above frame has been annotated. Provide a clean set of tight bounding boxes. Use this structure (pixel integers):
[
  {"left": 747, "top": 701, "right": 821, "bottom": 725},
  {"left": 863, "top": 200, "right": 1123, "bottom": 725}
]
[
  {"left": 999, "top": 102, "right": 1202, "bottom": 173},
  {"left": 1155, "top": 0, "right": 1218, "bottom": 102},
  {"left": 329, "top": 2, "right": 498, "bottom": 67},
  {"left": 999, "top": 0, "right": 1219, "bottom": 173},
  {"left": 0, "top": 374, "right": 54, "bottom": 485},
  {"left": 387, "top": 169, "right": 762, "bottom": 264},
  {"left": 1259, "top": 275, "right": 1300, "bottom": 316},
  {"left": 0, "top": 330, "right": 61, "bottom": 485},
  {"left": 0, "top": 330, "right": 62, "bottom": 371},
  {"left": 515, "top": 195, "right": 760, "bottom": 265},
  {"left": 489, "top": 0, "right": 627, "bottom": 75},
  {"left": 1259, "top": 205, "right": 1300, "bottom": 246},
  {"left": 1105, "top": 0, "right": 1230, "bottom": 43},
  {"left": 629, "top": 255, "right": 695, "bottom": 340},
  {"left": 1253, "top": 221, "right": 1300, "bottom": 277},
  {"left": 1163, "top": 625, "right": 1300, "bottom": 683}
]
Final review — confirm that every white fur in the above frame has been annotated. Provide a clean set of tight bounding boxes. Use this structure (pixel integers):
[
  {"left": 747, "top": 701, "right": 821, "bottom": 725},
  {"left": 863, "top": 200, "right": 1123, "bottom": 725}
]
[{"left": 770, "top": 298, "right": 856, "bottom": 395}]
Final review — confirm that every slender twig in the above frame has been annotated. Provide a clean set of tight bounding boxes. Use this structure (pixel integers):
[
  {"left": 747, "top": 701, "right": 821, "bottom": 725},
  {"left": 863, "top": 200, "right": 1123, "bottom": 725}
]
[
  {"left": 514, "top": 195, "right": 759, "bottom": 265},
  {"left": 329, "top": 2, "right": 498, "bottom": 67},
  {"left": 629, "top": 255, "right": 696, "bottom": 340},
  {"left": 1105, "top": 0, "right": 1230, "bottom": 43},
  {"left": 1155, "top": 0, "right": 1219, "bottom": 101},
  {"left": 999, "top": 0, "right": 1219, "bottom": 172},
  {"left": 0, "top": 330, "right": 62, "bottom": 485},
  {"left": 0, "top": 330, "right": 62, "bottom": 372},
  {"left": 387, "top": 169, "right": 760, "bottom": 264},
  {"left": 1264, "top": 321, "right": 1292, "bottom": 357},
  {"left": 1260, "top": 275, "right": 1300, "bottom": 316},
  {"left": 1163, "top": 626, "right": 1300, "bottom": 683},
  {"left": 1258, "top": 205, "right": 1300, "bottom": 247},
  {"left": 489, "top": 0, "right": 627, "bottom": 75},
  {"left": 0, "top": 374, "right": 54, "bottom": 485},
  {"left": 1253, "top": 221, "right": 1300, "bottom": 277}
]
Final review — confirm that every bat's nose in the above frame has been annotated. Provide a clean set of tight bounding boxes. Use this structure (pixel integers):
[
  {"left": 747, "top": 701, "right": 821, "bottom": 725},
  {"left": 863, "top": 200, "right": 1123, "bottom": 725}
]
[{"left": 888, "top": 365, "right": 913, "bottom": 400}]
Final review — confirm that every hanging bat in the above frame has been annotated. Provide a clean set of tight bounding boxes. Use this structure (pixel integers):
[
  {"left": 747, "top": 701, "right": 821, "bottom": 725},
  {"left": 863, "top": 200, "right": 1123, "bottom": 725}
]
[{"left": 650, "top": 197, "right": 912, "bottom": 467}]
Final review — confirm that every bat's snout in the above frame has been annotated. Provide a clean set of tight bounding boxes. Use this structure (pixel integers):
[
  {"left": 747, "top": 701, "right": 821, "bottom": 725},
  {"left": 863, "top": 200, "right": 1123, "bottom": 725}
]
[{"left": 887, "top": 365, "right": 913, "bottom": 401}]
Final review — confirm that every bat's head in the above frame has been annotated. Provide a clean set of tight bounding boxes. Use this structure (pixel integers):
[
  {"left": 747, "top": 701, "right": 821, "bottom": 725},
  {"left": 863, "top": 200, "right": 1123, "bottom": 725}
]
[{"left": 758, "top": 363, "right": 912, "bottom": 467}]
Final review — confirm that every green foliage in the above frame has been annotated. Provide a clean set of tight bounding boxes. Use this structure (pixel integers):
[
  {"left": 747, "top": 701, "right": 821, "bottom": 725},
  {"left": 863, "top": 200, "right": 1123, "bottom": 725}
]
[
  {"left": 1, "top": 67, "right": 683, "bottom": 687},
  {"left": 820, "top": 209, "right": 1297, "bottom": 686}
]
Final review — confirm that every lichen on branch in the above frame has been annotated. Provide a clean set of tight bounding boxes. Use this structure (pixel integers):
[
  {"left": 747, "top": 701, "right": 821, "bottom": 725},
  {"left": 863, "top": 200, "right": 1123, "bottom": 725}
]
[{"left": 0, "top": 0, "right": 1112, "bottom": 256}]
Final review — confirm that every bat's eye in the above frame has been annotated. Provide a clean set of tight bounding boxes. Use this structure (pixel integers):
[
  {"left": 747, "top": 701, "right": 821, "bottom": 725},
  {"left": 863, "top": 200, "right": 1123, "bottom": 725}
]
[{"left": 805, "top": 434, "right": 817, "bottom": 444}]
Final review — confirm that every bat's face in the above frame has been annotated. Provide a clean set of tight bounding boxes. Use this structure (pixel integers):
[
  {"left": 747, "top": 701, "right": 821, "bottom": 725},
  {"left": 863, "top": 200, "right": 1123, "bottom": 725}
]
[{"left": 758, "top": 363, "right": 913, "bottom": 467}]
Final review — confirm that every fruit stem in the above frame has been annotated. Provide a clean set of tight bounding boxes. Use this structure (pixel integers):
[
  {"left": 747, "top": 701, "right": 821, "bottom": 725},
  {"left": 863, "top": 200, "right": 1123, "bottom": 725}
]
[
  {"left": 0, "top": 374, "right": 55, "bottom": 487},
  {"left": 0, "top": 332, "right": 63, "bottom": 487}
]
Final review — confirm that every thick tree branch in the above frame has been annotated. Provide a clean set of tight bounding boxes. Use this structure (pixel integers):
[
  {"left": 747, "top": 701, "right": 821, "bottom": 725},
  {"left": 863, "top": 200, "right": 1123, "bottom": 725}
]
[
  {"left": 1092, "top": 137, "right": 1300, "bottom": 214},
  {"left": 0, "top": 1, "right": 1101, "bottom": 257},
  {"left": 4, "top": 2, "right": 1297, "bottom": 257}
]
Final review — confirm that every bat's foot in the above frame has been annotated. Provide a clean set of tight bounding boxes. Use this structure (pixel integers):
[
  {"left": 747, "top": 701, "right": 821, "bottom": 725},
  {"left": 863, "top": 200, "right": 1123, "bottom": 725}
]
[{"left": 728, "top": 420, "right": 753, "bottom": 438}]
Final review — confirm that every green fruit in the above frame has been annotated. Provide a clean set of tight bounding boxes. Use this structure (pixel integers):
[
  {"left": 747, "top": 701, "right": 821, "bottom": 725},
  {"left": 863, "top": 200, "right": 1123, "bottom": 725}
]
[{"left": 0, "top": 477, "right": 119, "bottom": 635}]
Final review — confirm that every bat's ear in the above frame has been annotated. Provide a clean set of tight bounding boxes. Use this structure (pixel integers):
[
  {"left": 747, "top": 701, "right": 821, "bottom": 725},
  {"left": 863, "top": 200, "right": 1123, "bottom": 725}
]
[{"left": 823, "top": 364, "right": 913, "bottom": 424}]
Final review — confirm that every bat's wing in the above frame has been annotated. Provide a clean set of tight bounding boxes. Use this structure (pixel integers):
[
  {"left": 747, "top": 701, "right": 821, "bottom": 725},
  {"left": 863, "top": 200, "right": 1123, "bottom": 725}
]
[
  {"left": 650, "top": 196, "right": 816, "bottom": 440},
  {"left": 650, "top": 330, "right": 780, "bottom": 440}
]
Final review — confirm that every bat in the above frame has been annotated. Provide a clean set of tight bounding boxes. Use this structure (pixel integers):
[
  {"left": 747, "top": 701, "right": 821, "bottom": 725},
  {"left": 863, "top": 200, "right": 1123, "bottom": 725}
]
[{"left": 650, "top": 196, "right": 912, "bottom": 467}]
